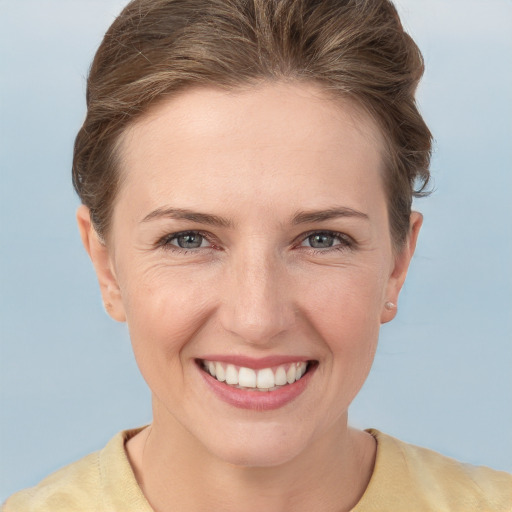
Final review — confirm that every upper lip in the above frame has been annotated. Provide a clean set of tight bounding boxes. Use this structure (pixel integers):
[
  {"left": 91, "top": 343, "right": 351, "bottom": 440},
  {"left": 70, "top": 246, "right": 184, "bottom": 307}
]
[{"left": 197, "top": 355, "right": 313, "bottom": 370}]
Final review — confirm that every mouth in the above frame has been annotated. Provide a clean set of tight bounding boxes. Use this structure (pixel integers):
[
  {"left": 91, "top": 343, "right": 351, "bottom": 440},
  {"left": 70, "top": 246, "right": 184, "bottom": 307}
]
[{"left": 197, "top": 359, "right": 316, "bottom": 392}]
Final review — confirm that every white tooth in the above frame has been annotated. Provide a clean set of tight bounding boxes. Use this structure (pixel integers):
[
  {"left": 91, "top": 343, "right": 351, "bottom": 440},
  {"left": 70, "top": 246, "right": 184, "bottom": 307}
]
[
  {"left": 257, "top": 368, "right": 275, "bottom": 389},
  {"left": 296, "top": 362, "right": 307, "bottom": 380},
  {"left": 215, "top": 362, "right": 226, "bottom": 382},
  {"left": 226, "top": 364, "right": 238, "bottom": 385},
  {"left": 238, "top": 367, "right": 257, "bottom": 388},
  {"left": 286, "top": 364, "right": 296, "bottom": 384},
  {"left": 275, "top": 366, "right": 287, "bottom": 386},
  {"left": 207, "top": 361, "right": 216, "bottom": 377}
]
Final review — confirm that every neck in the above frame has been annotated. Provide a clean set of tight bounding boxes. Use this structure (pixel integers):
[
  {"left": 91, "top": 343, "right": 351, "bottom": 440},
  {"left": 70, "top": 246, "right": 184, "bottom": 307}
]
[{"left": 126, "top": 405, "right": 376, "bottom": 512}]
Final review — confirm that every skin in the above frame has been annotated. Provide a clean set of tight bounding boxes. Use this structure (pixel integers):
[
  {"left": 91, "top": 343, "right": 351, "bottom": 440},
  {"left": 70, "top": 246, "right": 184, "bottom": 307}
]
[{"left": 78, "top": 82, "right": 422, "bottom": 512}]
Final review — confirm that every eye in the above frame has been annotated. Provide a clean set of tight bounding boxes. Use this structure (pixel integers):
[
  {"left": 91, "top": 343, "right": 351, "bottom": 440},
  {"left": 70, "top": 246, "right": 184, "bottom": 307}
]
[
  {"left": 160, "top": 231, "right": 211, "bottom": 250},
  {"left": 299, "top": 231, "right": 353, "bottom": 250},
  {"left": 305, "top": 233, "right": 336, "bottom": 249}
]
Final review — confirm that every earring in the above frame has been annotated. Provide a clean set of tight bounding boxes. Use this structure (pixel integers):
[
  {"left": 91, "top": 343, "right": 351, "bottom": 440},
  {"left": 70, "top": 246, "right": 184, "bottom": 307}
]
[{"left": 384, "top": 301, "right": 396, "bottom": 310}]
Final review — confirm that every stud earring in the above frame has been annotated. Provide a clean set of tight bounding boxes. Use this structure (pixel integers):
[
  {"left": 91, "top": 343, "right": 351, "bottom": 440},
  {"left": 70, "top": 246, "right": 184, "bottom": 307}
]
[{"left": 384, "top": 301, "right": 396, "bottom": 310}]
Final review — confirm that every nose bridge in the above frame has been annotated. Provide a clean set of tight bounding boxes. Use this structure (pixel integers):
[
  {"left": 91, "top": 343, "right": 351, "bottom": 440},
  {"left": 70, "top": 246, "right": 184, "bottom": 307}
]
[{"left": 220, "top": 243, "right": 294, "bottom": 343}]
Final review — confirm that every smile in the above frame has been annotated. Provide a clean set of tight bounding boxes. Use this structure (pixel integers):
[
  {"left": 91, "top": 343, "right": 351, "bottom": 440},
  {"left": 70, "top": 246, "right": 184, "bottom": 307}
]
[{"left": 199, "top": 360, "right": 310, "bottom": 391}]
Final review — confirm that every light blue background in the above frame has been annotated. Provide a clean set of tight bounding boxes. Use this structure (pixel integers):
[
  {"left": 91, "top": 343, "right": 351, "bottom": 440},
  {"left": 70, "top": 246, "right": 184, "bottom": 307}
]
[{"left": 1, "top": 0, "right": 511, "bottom": 501}]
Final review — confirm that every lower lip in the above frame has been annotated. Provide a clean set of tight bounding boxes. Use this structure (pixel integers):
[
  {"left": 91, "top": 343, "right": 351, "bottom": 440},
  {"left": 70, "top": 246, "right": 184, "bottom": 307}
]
[{"left": 198, "top": 363, "right": 316, "bottom": 411}]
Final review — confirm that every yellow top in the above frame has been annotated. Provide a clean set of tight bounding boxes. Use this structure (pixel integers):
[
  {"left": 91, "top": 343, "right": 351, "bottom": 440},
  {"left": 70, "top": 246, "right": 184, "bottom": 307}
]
[{"left": 4, "top": 428, "right": 512, "bottom": 512}]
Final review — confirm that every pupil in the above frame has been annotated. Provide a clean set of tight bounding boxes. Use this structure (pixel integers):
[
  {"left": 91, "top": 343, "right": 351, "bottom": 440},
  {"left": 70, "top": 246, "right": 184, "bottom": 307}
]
[
  {"left": 178, "top": 233, "right": 203, "bottom": 249},
  {"left": 309, "top": 233, "right": 334, "bottom": 248}
]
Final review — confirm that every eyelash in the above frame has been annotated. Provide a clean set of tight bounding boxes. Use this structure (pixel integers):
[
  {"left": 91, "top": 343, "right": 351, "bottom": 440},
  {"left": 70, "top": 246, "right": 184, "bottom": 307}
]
[
  {"left": 297, "top": 230, "right": 355, "bottom": 253},
  {"left": 156, "top": 230, "right": 355, "bottom": 254},
  {"left": 156, "top": 230, "right": 217, "bottom": 253}
]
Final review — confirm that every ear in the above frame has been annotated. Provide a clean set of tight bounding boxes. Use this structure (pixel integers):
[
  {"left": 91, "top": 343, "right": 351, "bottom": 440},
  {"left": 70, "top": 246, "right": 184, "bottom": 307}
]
[
  {"left": 76, "top": 205, "right": 126, "bottom": 322},
  {"left": 380, "top": 211, "right": 422, "bottom": 324}
]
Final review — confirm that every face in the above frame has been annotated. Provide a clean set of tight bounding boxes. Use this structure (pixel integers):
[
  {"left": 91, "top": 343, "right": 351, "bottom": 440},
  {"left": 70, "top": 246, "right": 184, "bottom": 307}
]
[{"left": 79, "top": 82, "right": 420, "bottom": 467}]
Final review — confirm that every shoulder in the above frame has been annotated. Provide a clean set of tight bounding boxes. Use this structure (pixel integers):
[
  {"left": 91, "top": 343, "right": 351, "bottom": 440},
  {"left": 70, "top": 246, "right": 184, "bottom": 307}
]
[
  {"left": 357, "top": 429, "right": 512, "bottom": 512},
  {"left": 2, "top": 451, "right": 101, "bottom": 512},
  {"left": 2, "top": 428, "right": 151, "bottom": 512}
]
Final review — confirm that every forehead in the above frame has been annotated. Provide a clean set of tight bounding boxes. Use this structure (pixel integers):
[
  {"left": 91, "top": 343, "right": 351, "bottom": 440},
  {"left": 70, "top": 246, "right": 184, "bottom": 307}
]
[{"left": 115, "top": 82, "right": 387, "bottom": 217}]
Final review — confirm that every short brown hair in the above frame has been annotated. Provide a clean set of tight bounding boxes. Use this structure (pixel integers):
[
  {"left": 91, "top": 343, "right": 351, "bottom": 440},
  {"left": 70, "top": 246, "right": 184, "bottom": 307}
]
[{"left": 73, "top": 0, "right": 432, "bottom": 246}]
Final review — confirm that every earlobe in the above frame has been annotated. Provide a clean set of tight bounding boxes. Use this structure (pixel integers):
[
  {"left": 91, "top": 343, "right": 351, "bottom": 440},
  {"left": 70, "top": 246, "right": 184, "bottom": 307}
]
[
  {"left": 76, "top": 205, "right": 126, "bottom": 322},
  {"left": 380, "top": 212, "right": 423, "bottom": 324}
]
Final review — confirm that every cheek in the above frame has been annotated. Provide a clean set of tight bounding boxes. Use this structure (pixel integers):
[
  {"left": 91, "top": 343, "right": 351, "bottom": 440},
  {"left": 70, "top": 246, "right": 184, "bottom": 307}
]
[
  {"left": 300, "top": 262, "right": 386, "bottom": 332},
  {"left": 119, "top": 267, "right": 216, "bottom": 379},
  {"left": 298, "top": 265, "right": 384, "bottom": 374}
]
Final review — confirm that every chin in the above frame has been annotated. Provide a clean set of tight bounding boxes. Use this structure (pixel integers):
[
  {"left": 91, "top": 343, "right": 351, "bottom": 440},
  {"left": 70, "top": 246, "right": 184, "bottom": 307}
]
[{"left": 199, "top": 421, "right": 315, "bottom": 468}]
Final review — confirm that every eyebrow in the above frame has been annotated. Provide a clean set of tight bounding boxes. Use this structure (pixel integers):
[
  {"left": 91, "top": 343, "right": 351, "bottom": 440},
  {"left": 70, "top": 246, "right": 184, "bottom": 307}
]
[
  {"left": 141, "top": 207, "right": 233, "bottom": 228},
  {"left": 141, "top": 206, "right": 368, "bottom": 228},
  {"left": 291, "top": 207, "right": 369, "bottom": 224}
]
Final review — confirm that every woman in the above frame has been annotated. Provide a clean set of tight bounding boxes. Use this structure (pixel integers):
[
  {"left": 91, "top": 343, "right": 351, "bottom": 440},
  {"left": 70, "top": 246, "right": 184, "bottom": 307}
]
[{"left": 4, "top": 0, "right": 511, "bottom": 510}]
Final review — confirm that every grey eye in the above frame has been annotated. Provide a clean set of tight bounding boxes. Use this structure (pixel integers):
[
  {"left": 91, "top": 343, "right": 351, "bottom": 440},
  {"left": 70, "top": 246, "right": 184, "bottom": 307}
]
[
  {"left": 307, "top": 233, "right": 335, "bottom": 248},
  {"left": 174, "top": 232, "right": 205, "bottom": 249}
]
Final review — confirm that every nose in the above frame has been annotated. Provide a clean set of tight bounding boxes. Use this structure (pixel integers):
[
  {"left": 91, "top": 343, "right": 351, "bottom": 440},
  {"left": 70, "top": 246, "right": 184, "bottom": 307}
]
[{"left": 218, "top": 246, "right": 295, "bottom": 345}]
